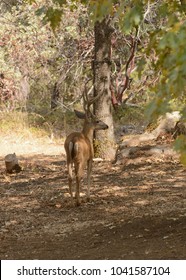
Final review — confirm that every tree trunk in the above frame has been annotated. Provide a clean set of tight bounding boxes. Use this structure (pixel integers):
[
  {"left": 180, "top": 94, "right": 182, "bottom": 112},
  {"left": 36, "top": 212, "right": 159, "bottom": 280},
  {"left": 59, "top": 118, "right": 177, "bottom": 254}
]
[
  {"left": 51, "top": 81, "right": 60, "bottom": 109},
  {"left": 5, "top": 153, "right": 21, "bottom": 173},
  {"left": 20, "top": 75, "right": 30, "bottom": 99},
  {"left": 93, "top": 17, "right": 116, "bottom": 161}
]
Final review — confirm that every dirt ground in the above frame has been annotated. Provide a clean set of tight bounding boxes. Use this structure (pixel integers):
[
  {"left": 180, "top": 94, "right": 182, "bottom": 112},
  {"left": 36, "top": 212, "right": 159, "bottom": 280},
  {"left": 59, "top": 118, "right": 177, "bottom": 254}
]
[{"left": 0, "top": 135, "right": 186, "bottom": 260}]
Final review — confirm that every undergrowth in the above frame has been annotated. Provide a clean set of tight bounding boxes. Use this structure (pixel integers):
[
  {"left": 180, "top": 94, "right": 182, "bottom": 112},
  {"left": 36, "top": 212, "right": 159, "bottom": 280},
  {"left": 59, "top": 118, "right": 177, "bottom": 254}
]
[
  {"left": 0, "top": 110, "right": 82, "bottom": 141},
  {"left": 0, "top": 106, "right": 146, "bottom": 142}
]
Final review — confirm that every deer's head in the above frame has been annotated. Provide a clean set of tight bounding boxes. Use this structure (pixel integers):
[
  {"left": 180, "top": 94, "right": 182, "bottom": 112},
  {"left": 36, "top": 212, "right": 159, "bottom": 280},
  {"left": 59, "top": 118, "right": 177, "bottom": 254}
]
[{"left": 74, "top": 109, "right": 108, "bottom": 131}]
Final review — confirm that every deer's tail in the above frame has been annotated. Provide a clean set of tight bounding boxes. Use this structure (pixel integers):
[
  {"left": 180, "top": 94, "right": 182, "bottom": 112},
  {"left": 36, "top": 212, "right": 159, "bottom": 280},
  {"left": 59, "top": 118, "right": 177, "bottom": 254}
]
[{"left": 69, "top": 141, "right": 78, "bottom": 160}]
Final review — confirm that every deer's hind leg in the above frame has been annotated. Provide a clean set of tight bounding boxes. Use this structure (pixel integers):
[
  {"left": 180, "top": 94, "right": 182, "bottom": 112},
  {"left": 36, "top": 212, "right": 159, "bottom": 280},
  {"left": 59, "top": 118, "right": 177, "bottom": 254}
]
[
  {"left": 67, "top": 162, "right": 73, "bottom": 205},
  {"left": 74, "top": 162, "right": 83, "bottom": 206},
  {"left": 87, "top": 159, "right": 92, "bottom": 201}
]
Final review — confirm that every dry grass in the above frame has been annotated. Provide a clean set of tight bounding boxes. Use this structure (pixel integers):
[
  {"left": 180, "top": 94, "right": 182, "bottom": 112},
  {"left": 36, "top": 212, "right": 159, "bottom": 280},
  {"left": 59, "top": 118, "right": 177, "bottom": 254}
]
[{"left": 0, "top": 111, "right": 65, "bottom": 157}]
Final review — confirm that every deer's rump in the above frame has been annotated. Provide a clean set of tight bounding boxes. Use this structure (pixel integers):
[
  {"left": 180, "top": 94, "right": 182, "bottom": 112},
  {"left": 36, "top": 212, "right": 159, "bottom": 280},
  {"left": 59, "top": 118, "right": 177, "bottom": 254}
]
[{"left": 65, "top": 133, "right": 92, "bottom": 162}]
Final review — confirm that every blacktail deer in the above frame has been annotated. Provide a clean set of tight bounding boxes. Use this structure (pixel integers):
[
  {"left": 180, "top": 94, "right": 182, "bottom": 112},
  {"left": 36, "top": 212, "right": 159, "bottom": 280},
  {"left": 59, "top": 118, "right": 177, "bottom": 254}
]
[{"left": 64, "top": 90, "right": 108, "bottom": 206}]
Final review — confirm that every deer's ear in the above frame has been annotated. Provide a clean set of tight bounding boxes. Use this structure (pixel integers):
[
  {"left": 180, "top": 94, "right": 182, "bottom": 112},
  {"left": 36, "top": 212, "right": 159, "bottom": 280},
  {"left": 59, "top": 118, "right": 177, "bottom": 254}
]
[{"left": 74, "top": 110, "right": 86, "bottom": 119}]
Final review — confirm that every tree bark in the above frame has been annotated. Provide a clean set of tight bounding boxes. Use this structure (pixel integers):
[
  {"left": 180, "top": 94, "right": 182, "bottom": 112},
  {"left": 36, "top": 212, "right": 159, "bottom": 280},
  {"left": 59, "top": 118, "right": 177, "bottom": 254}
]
[
  {"left": 93, "top": 17, "right": 116, "bottom": 161},
  {"left": 20, "top": 75, "right": 30, "bottom": 103}
]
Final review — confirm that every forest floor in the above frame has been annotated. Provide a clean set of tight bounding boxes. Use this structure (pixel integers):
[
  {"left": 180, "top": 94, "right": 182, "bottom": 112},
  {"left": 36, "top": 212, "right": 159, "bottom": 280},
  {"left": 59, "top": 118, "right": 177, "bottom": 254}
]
[{"left": 0, "top": 133, "right": 186, "bottom": 260}]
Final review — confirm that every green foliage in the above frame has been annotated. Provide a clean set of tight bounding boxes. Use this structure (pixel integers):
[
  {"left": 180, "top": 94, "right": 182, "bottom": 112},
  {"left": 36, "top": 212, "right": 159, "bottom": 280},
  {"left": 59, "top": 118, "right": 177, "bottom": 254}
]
[
  {"left": 89, "top": 0, "right": 114, "bottom": 22},
  {"left": 120, "top": 2, "right": 144, "bottom": 34},
  {"left": 138, "top": 1, "right": 186, "bottom": 159},
  {"left": 144, "top": 2, "right": 186, "bottom": 115},
  {"left": 114, "top": 106, "right": 145, "bottom": 126},
  {"left": 45, "top": 7, "right": 63, "bottom": 30}
]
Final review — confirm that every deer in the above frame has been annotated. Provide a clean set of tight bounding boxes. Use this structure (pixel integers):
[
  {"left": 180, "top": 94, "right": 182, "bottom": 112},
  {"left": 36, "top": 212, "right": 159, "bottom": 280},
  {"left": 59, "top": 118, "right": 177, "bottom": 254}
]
[{"left": 64, "top": 88, "right": 108, "bottom": 206}]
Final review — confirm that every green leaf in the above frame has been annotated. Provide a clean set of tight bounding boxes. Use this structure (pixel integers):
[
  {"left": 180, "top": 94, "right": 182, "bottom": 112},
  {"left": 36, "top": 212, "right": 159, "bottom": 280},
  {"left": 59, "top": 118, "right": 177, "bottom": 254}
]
[
  {"left": 120, "top": 4, "right": 144, "bottom": 34},
  {"left": 158, "top": 32, "right": 177, "bottom": 50},
  {"left": 89, "top": 0, "right": 114, "bottom": 22},
  {"left": 45, "top": 8, "right": 63, "bottom": 31}
]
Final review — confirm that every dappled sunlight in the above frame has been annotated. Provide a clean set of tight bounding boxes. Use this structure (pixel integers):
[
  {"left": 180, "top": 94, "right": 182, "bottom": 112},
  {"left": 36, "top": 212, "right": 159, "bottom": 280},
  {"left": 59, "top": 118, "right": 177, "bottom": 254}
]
[
  {"left": 0, "top": 196, "right": 40, "bottom": 210},
  {"left": 0, "top": 152, "right": 186, "bottom": 259}
]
